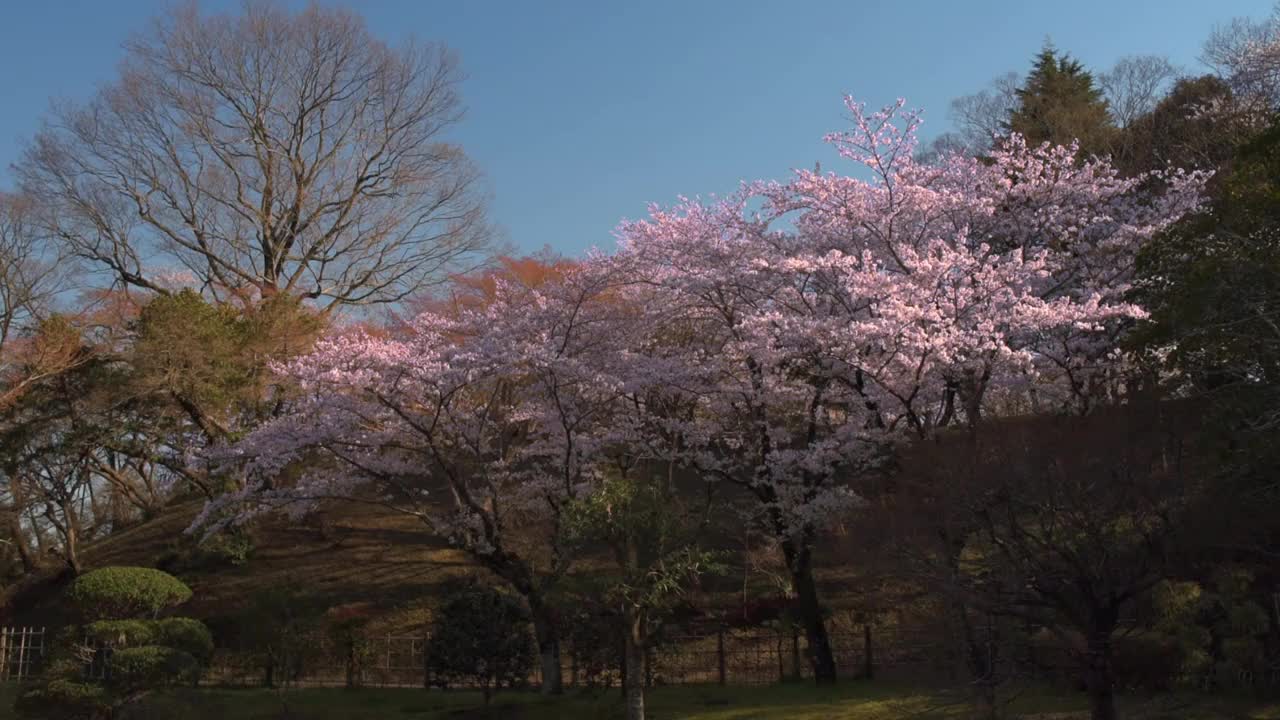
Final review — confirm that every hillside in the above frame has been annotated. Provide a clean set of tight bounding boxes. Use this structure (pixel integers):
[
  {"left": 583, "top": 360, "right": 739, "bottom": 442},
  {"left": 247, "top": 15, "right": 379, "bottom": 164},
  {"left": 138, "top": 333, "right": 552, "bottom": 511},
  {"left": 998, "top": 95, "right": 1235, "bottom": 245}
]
[
  {"left": 2, "top": 501, "right": 476, "bottom": 636},
  {"left": 2, "top": 495, "right": 874, "bottom": 643}
]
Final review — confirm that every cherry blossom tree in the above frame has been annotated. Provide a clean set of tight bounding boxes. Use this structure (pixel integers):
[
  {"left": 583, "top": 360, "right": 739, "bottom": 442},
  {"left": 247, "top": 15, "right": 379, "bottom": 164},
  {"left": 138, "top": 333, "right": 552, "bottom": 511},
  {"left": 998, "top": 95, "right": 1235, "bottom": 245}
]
[
  {"left": 200, "top": 95, "right": 1206, "bottom": 698},
  {"left": 613, "top": 97, "right": 1207, "bottom": 683},
  {"left": 194, "top": 259, "right": 642, "bottom": 695}
]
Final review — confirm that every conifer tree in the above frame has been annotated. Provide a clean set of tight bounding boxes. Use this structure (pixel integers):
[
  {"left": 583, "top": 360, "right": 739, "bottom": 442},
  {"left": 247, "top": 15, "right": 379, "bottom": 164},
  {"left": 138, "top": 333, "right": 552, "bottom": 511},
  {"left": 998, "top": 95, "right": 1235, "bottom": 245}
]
[{"left": 1007, "top": 45, "right": 1116, "bottom": 156}]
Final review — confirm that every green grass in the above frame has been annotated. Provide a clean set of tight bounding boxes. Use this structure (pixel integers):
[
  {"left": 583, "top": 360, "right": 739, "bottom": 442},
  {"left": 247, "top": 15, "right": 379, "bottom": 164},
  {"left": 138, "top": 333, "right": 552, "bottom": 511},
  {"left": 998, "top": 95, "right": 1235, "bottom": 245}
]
[{"left": 4, "top": 682, "right": 1277, "bottom": 720}]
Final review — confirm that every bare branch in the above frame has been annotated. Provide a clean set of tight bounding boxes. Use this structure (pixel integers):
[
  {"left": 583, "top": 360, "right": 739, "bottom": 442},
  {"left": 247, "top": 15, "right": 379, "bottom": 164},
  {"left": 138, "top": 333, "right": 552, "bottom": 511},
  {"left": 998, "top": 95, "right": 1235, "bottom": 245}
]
[{"left": 17, "top": 2, "right": 492, "bottom": 310}]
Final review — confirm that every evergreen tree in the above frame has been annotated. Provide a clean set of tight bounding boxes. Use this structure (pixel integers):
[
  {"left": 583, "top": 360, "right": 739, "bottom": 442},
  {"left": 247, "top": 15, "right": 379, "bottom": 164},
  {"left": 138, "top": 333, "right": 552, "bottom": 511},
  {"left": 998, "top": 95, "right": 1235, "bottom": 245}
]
[{"left": 1006, "top": 45, "right": 1116, "bottom": 156}]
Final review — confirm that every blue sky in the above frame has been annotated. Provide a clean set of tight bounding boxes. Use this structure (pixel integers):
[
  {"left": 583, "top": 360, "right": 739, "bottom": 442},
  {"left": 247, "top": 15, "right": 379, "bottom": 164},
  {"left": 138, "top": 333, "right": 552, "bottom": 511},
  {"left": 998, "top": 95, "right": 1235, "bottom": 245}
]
[{"left": 0, "top": 0, "right": 1269, "bottom": 256}]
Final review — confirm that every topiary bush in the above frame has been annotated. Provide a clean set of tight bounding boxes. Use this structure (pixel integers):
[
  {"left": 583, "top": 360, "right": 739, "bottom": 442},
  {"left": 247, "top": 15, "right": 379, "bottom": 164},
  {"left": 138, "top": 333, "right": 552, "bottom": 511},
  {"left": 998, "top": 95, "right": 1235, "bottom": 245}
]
[
  {"left": 154, "top": 618, "right": 215, "bottom": 664},
  {"left": 108, "top": 646, "right": 200, "bottom": 689},
  {"left": 68, "top": 566, "right": 193, "bottom": 620},
  {"left": 85, "top": 619, "right": 158, "bottom": 648},
  {"left": 18, "top": 566, "right": 211, "bottom": 720},
  {"left": 426, "top": 586, "right": 536, "bottom": 703}
]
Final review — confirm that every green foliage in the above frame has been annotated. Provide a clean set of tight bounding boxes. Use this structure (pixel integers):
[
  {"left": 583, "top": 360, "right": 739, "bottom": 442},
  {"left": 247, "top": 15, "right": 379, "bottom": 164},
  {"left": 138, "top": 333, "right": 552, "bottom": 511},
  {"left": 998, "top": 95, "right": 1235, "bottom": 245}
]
[
  {"left": 1116, "top": 75, "right": 1239, "bottom": 175},
  {"left": 565, "top": 468, "right": 723, "bottom": 612},
  {"left": 86, "top": 619, "right": 158, "bottom": 647},
  {"left": 1133, "top": 112, "right": 1280, "bottom": 561},
  {"left": 81, "top": 617, "right": 212, "bottom": 664},
  {"left": 132, "top": 289, "right": 252, "bottom": 414},
  {"left": 109, "top": 645, "right": 200, "bottom": 688},
  {"left": 155, "top": 618, "right": 215, "bottom": 663},
  {"left": 159, "top": 530, "right": 255, "bottom": 574},
  {"left": 20, "top": 567, "right": 210, "bottom": 719},
  {"left": 238, "top": 585, "right": 324, "bottom": 686},
  {"left": 426, "top": 586, "right": 535, "bottom": 699},
  {"left": 558, "top": 600, "right": 623, "bottom": 688},
  {"left": 1006, "top": 45, "right": 1115, "bottom": 156},
  {"left": 68, "top": 566, "right": 193, "bottom": 620},
  {"left": 15, "top": 678, "right": 110, "bottom": 720},
  {"left": 130, "top": 290, "right": 324, "bottom": 423}
]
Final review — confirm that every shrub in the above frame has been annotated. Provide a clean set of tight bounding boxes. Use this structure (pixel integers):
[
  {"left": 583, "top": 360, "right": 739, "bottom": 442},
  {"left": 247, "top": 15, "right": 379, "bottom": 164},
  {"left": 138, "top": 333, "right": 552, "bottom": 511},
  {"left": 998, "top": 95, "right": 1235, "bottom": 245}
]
[
  {"left": 157, "top": 531, "right": 255, "bottom": 575},
  {"left": 68, "top": 567, "right": 192, "bottom": 620},
  {"left": 108, "top": 645, "right": 200, "bottom": 688},
  {"left": 19, "top": 567, "right": 211, "bottom": 720},
  {"left": 15, "top": 678, "right": 109, "bottom": 719},
  {"left": 1112, "top": 632, "right": 1183, "bottom": 691},
  {"left": 236, "top": 586, "right": 323, "bottom": 687},
  {"left": 86, "top": 619, "right": 157, "bottom": 647},
  {"left": 154, "top": 617, "right": 215, "bottom": 663},
  {"left": 427, "top": 586, "right": 535, "bottom": 702}
]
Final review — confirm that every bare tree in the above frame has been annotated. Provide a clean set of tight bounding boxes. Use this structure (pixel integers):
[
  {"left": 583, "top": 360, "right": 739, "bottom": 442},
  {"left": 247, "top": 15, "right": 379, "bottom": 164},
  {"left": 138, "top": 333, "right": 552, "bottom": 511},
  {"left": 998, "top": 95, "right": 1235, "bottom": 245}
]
[
  {"left": 950, "top": 72, "right": 1021, "bottom": 152},
  {"left": 0, "top": 194, "right": 69, "bottom": 409},
  {"left": 18, "top": 2, "right": 491, "bottom": 311},
  {"left": 1100, "top": 55, "right": 1180, "bottom": 129},
  {"left": 1203, "top": 7, "right": 1280, "bottom": 109}
]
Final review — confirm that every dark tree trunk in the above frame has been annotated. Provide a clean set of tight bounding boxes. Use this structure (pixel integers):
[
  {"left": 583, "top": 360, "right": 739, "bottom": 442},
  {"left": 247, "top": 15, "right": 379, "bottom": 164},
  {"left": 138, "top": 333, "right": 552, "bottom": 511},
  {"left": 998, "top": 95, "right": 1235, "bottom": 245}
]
[
  {"left": 623, "top": 606, "right": 646, "bottom": 720},
  {"left": 59, "top": 501, "right": 82, "bottom": 576},
  {"left": 528, "top": 596, "right": 563, "bottom": 695},
  {"left": 1084, "top": 616, "right": 1118, "bottom": 720},
  {"left": 7, "top": 515, "right": 36, "bottom": 574},
  {"left": 960, "top": 608, "right": 998, "bottom": 720},
  {"left": 781, "top": 537, "right": 837, "bottom": 684},
  {"left": 481, "top": 549, "right": 563, "bottom": 696}
]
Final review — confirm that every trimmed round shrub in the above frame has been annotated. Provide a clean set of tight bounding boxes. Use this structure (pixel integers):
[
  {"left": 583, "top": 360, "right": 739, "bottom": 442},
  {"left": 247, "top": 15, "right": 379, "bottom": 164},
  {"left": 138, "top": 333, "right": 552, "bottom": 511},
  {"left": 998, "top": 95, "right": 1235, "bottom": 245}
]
[
  {"left": 109, "top": 646, "right": 200, "bottom": 688},
  {"left": 84, "top": 617, "right": 214, "bottom": 665},
  {"left": 68, "top": 567, "right": 192, "bottom": 620},
  {"left": 155, "top": 617, "right": 215, "bottom": 663},
  {"left": 86, "top": 619, "right": 158, "bottom": 647},
  {"left": 427, "top": 586, "right": 535, "bottom": 700}
]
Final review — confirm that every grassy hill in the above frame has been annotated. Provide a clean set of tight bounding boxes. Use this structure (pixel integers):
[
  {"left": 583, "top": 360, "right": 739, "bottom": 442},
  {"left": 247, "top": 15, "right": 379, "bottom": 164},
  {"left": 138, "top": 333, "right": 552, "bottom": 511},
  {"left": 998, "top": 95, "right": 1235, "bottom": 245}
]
[
  {"left": 2, "top": 501, "right": 479, "bottom": 636},
  {"left": 2, "top": 495, "right": 874, "bottom": 637}
]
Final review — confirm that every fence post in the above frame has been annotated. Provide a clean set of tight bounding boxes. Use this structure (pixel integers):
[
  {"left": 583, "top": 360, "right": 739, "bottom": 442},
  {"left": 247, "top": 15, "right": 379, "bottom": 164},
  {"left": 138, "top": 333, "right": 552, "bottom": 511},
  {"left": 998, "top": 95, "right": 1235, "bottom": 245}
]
[
  {"left": 775, "top": 633, "right": 784, "bottom": 682},
  {"left": 717, "top": 629, "right": 726, "bottom": 686},
  {"left": 1, "top": 627, "right": 9, "bottom": 681},
  {"left": 422, "top": 634, "right": 431, "bottom": 689},
  {"left": 863, "top": 624, "right": 874, "bottom": 680},
  {"left": 569, "top": 644, "right": 578, "bottom": 689},
  {"left": 17, "top": 627, "right": 28, "bottom": 682},
  {"left": 790, "top": 626, "right": 801, "bottom": 681}
]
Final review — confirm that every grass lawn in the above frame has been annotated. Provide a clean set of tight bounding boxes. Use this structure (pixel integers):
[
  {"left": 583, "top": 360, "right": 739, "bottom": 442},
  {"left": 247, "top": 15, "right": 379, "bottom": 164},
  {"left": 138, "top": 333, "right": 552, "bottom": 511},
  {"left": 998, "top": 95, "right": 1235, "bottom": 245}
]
[{"left": 4, "top": 682, "right": 1278, "bottom": 720}]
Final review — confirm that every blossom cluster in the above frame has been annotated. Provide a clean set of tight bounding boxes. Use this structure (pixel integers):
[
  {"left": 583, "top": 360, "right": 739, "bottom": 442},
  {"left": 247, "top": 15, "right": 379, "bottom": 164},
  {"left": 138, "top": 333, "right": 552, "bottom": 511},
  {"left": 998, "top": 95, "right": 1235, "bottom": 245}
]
[{"left": 197, "top": 97, "right": 1208, "bottom": 548}]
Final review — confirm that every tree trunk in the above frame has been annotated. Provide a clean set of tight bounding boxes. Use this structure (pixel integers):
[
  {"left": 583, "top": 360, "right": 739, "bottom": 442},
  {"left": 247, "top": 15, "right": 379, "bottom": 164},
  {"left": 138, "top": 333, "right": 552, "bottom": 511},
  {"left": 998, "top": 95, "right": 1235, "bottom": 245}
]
[
  {"left": 1084, "top": 620, "right": 1117, "bottom": 720},
  {"left": 529, "top": 596, "right": 563, "bottom": 695},
  {"left": 782, "top": 538, "right": 837, "bottom": 684},
  {"left": 623, "top": 606, "right": 646, "bottom": 720},
  {"left": 60, "top": 501, "right": 82, "bottom": 576},
  {"left": 7, "top": 515, "right": 36, "bottom": 574},
  {"left": 959, "top": 607, "right": 998, "bottom": 720}
]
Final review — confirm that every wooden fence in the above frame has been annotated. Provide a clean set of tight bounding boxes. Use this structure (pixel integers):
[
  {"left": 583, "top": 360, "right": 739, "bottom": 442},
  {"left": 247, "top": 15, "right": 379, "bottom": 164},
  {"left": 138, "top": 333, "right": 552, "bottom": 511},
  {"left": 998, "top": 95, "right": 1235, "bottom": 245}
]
[
  {"left": 200, "top": 626, "right": 949, "bottom": 689},
  {"left": 0, "top": 627, "right": 45, "bottom": 682}
]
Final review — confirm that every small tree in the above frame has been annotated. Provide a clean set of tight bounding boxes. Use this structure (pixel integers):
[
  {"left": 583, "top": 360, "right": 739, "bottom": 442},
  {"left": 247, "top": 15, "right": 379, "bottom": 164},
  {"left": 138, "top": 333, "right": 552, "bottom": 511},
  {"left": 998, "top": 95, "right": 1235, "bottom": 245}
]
[
  {"left": 426, "top": 586, "right": 535, "bottom": 704},
  {"left": 325, "top": 603, "right": 376, "bottom": 690},
  {"left": 17, "top": 566, "right": 211, "bottom": 719},
  {"left": 240, "top": 585, "right": 323, "bottom": 689},
  {"left": 565, "top": 464, "right": 721, "bottom": 720}
]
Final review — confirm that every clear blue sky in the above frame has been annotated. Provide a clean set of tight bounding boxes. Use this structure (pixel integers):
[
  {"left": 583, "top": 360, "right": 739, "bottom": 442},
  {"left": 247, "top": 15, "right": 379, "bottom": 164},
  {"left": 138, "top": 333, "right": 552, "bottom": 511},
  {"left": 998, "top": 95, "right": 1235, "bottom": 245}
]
[{"left": 0, "top": 0, "right": 1269, "bottom": 256}]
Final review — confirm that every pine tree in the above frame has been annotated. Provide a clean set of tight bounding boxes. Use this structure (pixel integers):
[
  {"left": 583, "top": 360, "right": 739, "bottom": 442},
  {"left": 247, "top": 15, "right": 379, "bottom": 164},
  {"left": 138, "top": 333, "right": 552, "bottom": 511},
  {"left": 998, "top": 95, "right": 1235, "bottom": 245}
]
[{"left": 1006, "top": 45, "right": 1116, "bottom": 156}]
